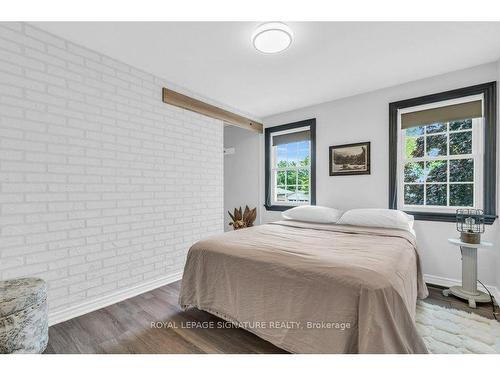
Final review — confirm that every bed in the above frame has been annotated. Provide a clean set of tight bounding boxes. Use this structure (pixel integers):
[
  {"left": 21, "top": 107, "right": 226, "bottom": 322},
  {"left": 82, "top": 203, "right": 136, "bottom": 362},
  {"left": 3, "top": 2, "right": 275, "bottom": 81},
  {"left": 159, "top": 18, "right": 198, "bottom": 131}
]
[{"left": 179, "top": 220, "right": 429, "bottom": 353}]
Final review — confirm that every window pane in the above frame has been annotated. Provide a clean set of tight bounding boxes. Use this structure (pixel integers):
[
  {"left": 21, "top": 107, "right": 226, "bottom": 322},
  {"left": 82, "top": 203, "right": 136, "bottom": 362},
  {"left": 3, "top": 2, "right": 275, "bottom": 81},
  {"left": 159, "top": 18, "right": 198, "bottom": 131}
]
[
  {"left": 425, "top": 160, "right": 447, "bottom": 182},
  {"left": 449, "top": 184, "right": 473, "bottom": 207},
  {"left": 299, "top": 156, "right": 310, "bottom": 167},
  {"left": 276, "top": 186, "right": 286, "bottom": 202},
  {"left": 298, "top": 140, "right": 310, "bottom": 166},
  {"left": 426, "top": 134, "right": 447, "bottom": 157},
  {"left": 298, "top": 143, "right": 310, "bottom": 166},
  {"left": 405, "top": 126, "right": 425, "bottom": 137},
  {"left": 286, "top": 186, "right": 297, "bottom": 201},
  {"left": 404, "top": 184, "right": 424, "bottom": 205},
  {"left": 405, "top": 136, "right": 424, "bottom": 159},
  {"left": 276, "top": 145, "right": 287, "bottom": 164},
  {"left": 298, "top": 184, "right": 309, "bottom": 195},
  {"left": 286, "top": 143, "right": 298, "bottom": 165},
  {"left": 426, "top": 123, "right": 446, "bottom": 134},
  {"left": 404, "top": 162, "right": 424, "bottom": 183},
  {"left": 449, "top": 131, "right": 472, "bottom": 155},
  {"left": 297, "top": 185, "right": 310, "bottom": 202},
  {"left": 286, "top": 170, "right": 297, "bottom": 186},
  {"left": 426, "top": 184, "right": 447, "bottom": 206},
  {"left": 297, "top": 169, "right": 309, "bottom": 186},
  {"left": 277, "top": 159, "right": 289, "bottom": 168},
  {"left": 449, "top": 159, "right": 474, "bottom": 182},
  {"left": 297, "top": 141, "right": 309, "bottom": 150},
  {"left": 276, "top": 171, "right": 286, "bottom": 186},
  {"left": 449, "top": 119, "right": 472, "bottom": 131}
]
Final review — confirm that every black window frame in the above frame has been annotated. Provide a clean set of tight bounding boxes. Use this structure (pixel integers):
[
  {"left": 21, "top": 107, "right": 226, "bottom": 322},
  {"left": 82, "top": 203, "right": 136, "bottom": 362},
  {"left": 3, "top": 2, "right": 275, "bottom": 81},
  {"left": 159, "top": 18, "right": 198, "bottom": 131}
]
[
  {"left": 389, "top": 81, "right": 497, "bottom": 224},
  {"left": 264, "top": 118, "right": 316, "bottom": 212}
]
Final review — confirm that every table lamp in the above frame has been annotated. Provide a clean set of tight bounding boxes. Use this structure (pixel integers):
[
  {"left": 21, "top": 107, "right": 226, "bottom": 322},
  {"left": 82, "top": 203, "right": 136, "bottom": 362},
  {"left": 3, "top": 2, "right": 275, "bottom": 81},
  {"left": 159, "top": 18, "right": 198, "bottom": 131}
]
[{"left": 456, "top": 209, "right": 484, "bottom": 244}]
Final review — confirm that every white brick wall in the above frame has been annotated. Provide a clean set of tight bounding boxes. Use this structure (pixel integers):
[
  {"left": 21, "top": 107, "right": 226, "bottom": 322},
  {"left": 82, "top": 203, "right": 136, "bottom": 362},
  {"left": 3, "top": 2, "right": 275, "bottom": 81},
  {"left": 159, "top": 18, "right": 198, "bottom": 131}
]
[{"left": 0, "top": 22, "right": 223, "bottom": 314}]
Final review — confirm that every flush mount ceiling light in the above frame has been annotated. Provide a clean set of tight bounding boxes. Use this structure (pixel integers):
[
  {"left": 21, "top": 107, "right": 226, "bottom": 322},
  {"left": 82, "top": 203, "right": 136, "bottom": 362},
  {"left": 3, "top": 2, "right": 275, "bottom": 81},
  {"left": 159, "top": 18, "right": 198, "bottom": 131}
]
[{"left": 251, "top": 22, "right": 293, "bottom": 54}]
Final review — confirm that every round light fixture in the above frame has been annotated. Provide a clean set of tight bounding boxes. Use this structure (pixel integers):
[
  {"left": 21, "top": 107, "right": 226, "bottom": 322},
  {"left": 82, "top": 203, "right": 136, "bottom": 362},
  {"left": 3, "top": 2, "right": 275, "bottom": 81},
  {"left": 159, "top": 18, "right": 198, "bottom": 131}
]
[{"left": 251, "top": 22, "right": 293, "bottom": 54}]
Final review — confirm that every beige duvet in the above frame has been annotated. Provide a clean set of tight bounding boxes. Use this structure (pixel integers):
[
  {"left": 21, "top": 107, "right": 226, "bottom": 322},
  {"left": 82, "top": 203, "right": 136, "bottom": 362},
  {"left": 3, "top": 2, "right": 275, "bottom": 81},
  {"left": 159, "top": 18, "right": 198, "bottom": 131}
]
[{"left": 179, "top": 220, "right": 429, "bottom": 353}]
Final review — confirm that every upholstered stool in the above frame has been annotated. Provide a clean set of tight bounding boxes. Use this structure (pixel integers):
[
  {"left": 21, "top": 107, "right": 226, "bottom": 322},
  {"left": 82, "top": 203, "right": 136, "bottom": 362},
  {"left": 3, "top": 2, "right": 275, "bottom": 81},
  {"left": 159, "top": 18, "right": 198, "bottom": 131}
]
[{"left": 0, "top": 278, "right": 48, "bottom": 353}]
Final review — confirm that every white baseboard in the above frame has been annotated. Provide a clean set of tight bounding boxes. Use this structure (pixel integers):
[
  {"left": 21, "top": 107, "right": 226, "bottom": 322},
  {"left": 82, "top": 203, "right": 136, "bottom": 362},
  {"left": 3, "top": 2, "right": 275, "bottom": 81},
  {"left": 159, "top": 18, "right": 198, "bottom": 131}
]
[
  {"left": 48, "top": 270, "right": 183, "bottom": 326},
  {"left": 424, "top": 274, "right": 500, "bottom": 306}
]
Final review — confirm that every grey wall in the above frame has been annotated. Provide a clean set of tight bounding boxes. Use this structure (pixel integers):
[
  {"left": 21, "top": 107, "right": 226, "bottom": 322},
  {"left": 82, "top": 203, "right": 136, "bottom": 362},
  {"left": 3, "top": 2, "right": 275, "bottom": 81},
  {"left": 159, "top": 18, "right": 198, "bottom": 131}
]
[
  {"left": 261, "top": 62, "right": 500, "bottom": 292},
  {"left": 223, "top": 125, "right": 261, "bottom": 231}
]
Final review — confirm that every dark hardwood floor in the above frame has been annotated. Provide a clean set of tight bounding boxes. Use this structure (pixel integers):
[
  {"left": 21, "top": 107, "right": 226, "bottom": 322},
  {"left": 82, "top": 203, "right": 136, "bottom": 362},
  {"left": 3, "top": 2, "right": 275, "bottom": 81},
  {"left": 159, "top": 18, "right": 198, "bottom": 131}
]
[
  {"left": 424, "top": 284, "right": 497, "bottom": 320},
  {"left": 44, "top": 281, "right": 497, "bottom": 354},
  {"left": 44, "top": 280, "right": 287, "bottom": 354}
]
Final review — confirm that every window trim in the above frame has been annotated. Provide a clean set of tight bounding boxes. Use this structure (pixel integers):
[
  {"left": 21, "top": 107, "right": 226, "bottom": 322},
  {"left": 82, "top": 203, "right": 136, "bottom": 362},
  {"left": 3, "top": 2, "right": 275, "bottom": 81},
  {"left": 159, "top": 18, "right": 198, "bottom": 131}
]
[
  {"left": 270, "top": 125, "right": 311, "bottom": 207},
  {"left": 389, "top": 82, "right": 497, "bottom": 224},
  {"left": 264, "top": 119, "right": 316, "bottom": 211}
]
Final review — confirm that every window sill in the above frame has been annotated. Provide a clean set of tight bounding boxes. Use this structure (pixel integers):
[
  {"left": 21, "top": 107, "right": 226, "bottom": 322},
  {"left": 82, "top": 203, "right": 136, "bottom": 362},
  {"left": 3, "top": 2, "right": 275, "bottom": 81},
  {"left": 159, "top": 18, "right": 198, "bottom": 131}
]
[
  {"left": 404, "top": 211, "right": 497, "bottom": 225},
  {"left": 264, "top": 204, "right": 302, "bottom": 212}
]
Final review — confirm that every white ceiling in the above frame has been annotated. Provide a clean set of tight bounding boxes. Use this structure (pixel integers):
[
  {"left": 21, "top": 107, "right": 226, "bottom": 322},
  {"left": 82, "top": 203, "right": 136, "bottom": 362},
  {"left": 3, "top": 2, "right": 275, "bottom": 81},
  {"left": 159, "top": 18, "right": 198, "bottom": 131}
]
[{"left": 32, "top": 22, "right": 500, "bottom": 119}]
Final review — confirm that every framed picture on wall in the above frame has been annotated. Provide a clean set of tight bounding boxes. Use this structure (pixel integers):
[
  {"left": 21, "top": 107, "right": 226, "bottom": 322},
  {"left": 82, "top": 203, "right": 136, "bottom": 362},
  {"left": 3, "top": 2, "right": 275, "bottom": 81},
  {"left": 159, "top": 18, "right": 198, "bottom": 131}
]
[{"left": 329, "top": 142, "right": 371, "bottom": 176}]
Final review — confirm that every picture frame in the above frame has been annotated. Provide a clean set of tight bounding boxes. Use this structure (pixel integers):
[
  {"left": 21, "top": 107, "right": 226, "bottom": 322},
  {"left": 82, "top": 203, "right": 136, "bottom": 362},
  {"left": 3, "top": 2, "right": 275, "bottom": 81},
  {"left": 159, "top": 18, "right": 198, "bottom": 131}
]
[{"left": 329, "top": 142, "right": 371, "bottom": 176}]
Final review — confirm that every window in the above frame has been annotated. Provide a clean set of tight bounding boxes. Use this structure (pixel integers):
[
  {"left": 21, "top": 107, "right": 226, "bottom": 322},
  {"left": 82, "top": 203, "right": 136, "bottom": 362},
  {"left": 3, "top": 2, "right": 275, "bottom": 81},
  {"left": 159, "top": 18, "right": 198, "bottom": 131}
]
[
  {"left": 400, "top": 106, "right": 482, "bottom": 211},
  {"left": 265, "top": 119, "right": 316, "bottom": 211},
  {"left": 389, "top": 82, "right": 497, "bottom": 224}
]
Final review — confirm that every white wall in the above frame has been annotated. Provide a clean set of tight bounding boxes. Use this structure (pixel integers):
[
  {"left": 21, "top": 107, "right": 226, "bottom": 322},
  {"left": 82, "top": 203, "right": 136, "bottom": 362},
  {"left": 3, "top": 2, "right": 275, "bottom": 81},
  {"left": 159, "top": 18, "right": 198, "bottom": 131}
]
[
  {"left": 0, "top": 22, "right": 224, "bottom": 322},
  {"left": 262, "top": 63, "right": 500, "bottom": 292},
  {"left": 223, "top": 125, "right": 261, "bottom": 230}
]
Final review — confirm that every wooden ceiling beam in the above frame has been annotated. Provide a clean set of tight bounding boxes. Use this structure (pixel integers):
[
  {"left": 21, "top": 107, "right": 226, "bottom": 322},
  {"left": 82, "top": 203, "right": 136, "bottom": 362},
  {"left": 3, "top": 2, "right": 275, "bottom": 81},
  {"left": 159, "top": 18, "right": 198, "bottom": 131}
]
[{"left": 162, "top": 88, "right": 263, "bottom": 133}]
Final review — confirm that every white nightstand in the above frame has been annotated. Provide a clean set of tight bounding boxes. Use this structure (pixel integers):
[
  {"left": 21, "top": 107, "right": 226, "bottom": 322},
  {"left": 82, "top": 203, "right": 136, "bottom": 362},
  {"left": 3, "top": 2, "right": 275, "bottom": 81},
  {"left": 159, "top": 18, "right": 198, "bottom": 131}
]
[{"left": 443, "top": 238, "right": 493, "bottom": 308}]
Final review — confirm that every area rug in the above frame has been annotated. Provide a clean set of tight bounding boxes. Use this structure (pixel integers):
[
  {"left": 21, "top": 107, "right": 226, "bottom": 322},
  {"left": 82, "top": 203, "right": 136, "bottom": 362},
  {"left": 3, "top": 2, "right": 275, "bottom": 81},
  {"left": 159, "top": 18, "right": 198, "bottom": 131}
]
[{"left": 416, "top": 301, "right": 500, "bottom": 354}]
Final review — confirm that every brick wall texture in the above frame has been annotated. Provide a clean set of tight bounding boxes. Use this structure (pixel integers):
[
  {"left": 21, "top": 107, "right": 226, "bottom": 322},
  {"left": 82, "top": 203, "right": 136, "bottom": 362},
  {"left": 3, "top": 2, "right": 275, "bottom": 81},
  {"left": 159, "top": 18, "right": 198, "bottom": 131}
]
[{"left": 0, "top": 22, "right": 224, "bottom": 313}]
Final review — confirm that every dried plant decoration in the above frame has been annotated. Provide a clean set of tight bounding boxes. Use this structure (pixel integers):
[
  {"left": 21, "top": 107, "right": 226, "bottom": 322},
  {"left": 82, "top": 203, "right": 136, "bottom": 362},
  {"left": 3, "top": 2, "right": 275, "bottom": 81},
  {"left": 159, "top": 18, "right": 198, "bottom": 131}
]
[{"left": 228, "top": 206, "right": 257, "bottom": 230}]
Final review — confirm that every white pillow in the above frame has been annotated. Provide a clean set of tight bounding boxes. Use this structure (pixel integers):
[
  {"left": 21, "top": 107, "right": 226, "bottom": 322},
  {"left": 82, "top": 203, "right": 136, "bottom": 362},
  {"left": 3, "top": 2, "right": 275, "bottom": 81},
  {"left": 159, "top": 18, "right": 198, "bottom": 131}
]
[
  {"left": 336, "top": 208, "right": 414, "bottom": 232},
  {"left": 282, "top": 205, "right": 343, "bottom": 224}
]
